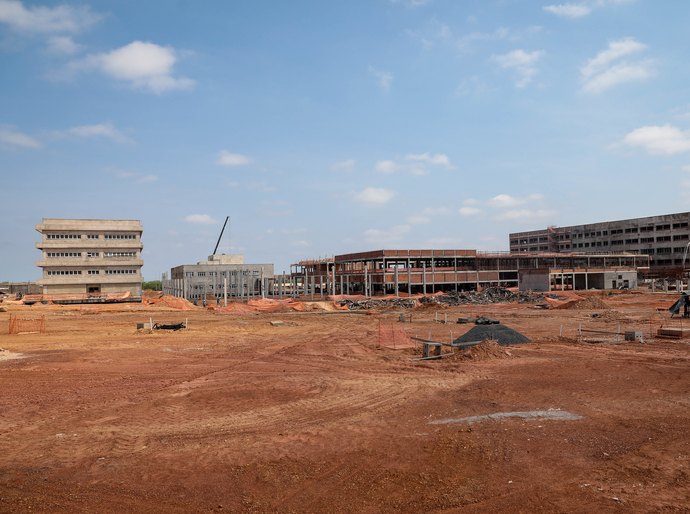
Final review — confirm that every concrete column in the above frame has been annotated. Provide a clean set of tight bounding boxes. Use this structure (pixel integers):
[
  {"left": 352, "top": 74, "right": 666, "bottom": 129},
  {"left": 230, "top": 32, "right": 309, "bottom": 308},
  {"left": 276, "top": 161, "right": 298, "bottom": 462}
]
[
  {"left": 224, "top": 277, "right": 227, "bottom": 306},
  {"left": 422, "top": 261, "right": 427, "bottom": 296},
  {"left": 364, "top": 267, "right": 368, "bottom": 297},
  {"left": 394, "top": 264, "right": 399, "bottom": 297}
]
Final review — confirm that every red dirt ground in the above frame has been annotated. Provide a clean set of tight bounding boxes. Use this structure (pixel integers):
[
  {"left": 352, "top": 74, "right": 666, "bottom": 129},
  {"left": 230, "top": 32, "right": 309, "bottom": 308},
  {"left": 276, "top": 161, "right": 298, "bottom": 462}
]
[{"left": 0, "top": 290, "right": 689, "bottom": 513}]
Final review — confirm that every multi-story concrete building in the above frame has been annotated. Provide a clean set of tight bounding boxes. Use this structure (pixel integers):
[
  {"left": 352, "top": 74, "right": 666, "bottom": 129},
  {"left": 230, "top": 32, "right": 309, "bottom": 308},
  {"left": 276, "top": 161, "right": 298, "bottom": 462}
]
[
  {"left": 164, "top": 254, "right": 274, "bottom": 302},
  {"left": 35, "top": 218, "right": 143, "bottom": 300},
  {"left": 509, "top": 212, "right": 690, "bottom": 277}
]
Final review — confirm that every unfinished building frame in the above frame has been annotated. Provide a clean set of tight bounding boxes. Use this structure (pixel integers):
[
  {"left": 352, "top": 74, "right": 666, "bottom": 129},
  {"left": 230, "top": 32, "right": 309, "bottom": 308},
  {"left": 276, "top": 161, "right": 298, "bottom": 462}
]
[{"left": 290, "top": 249, "right": 649, "bottom": 297}]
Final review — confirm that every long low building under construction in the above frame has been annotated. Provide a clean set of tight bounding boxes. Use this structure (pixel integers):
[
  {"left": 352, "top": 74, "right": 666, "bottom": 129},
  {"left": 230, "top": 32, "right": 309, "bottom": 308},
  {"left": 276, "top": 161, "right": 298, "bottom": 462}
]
[{"left": 290, "top": 249, "right": 650, "bottom": 296}]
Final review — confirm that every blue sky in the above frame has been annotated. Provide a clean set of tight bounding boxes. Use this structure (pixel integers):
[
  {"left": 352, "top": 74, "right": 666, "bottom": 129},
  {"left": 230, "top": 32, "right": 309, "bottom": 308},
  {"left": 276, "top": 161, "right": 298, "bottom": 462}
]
[{"left": 1, "top": 0, "right": 690, "bottom": 281}]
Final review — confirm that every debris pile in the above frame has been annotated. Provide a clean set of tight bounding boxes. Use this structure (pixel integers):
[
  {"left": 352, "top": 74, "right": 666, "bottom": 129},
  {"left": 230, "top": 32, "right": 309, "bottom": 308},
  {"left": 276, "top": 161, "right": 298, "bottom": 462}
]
[
  {"left": 420, "top": 287, "right": 545, "bottom": 306},
  {"left": 454, "top": 324, "right": 530, "bottom": 346},
  {"left": 153, "top": 322, "right": 186, "bottom": 331},
  {"left": 338, "top": 298, "right": 418, "bottom": 310}
]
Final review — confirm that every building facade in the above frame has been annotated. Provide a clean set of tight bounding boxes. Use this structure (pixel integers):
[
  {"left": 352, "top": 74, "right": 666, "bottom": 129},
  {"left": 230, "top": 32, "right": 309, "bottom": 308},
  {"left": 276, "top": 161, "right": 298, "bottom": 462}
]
[
  {"left": 164, "top": 254, "right": 274, "bottom": 302},
  {"left": 35, "top": 218, "right": 143, "bottom": 300},
  {"left": 509, "top": 212, "right": 690, "bottom": 277}
]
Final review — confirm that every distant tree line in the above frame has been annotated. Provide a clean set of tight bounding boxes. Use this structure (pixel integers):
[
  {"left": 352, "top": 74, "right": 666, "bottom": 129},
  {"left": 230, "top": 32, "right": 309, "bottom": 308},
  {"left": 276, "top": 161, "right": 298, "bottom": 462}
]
[{"left": 142, "top": 280, "right": 162, "bottom": 291}]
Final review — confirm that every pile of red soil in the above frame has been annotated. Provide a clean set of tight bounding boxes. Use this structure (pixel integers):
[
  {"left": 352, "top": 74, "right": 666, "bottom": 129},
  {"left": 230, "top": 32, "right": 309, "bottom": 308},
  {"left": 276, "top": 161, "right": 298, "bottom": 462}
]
[
  {"left": 143, "top": 294, "right": 196, "bottom": 310},
  {"left": 214, "top": 298, "right": 306, "bottom": 314},
  {"left": 460, "top": 340, "right": 513, "bottom": 361}
]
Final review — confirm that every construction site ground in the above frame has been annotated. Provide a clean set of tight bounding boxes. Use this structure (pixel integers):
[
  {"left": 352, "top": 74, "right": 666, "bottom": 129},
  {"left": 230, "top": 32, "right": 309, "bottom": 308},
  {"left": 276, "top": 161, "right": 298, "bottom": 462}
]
[{"left": 0, "top": 290, "right": 689, "bottom": 513}]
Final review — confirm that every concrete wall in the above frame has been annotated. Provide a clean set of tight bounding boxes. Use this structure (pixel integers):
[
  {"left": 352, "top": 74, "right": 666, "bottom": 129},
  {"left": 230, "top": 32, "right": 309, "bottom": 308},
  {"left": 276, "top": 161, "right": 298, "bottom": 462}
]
[{"left": 518, "top": 270, "right": 550, "bottom": 292}]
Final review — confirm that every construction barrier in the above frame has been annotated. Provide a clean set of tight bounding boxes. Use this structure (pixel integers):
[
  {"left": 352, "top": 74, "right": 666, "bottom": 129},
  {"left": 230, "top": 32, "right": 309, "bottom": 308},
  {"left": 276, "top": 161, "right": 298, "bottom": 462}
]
[
  {"left": 378, "top": 320, "right": 414, "bottom": 349},
  {"left": 8, "top": 314, "right": 46, "bottom": 335}
]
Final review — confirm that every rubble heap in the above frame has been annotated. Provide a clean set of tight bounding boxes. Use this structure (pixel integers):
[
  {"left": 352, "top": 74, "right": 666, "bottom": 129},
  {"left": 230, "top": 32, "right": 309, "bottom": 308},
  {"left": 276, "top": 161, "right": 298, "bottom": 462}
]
[
  {"left": 420, "top": 287, "right": 545, "bottom": 306},
  {"left": 338, "top": 298, "right": 418, "bottom": 310}
]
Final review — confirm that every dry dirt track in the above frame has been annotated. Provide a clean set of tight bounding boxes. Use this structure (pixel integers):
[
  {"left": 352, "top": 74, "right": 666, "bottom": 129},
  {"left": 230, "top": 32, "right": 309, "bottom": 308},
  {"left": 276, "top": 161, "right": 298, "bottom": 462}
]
[{"left": 0, "top": 291, "right": 689, "bottom": 513}]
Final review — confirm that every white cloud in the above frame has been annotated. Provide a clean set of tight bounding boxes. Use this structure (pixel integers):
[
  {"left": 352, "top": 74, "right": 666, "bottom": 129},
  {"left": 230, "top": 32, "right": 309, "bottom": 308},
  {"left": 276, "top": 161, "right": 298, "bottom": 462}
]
[
  {"left": 376, "top": 153, "right": 454, "bottom": 175},
  {"left": 354, "top": 187, "right": 395, "bottom": 205},
  {"left": 217, "top": 150, "right": 252, "bottom": 167},
  {"left": 581, "top": 38, "right": 652, "bottom": 94},
  {"left": 375, "top": 160, "right": 398, "bottom": 174},
  {"left": 363, "top": 224, "right": 410, "bottom": 245},
  {"left": 331, "top": 159, "right": 355, "bottom": 172},
  {"left": 543, "top": 3, "right": 591, "bottom": 18},
  {"left": 46, "top": 35, "right": 80, "bottom": 54},
  {"left": 489, "top": 194, "right": 522, "bottom": 208},
  {"left": 63, "top": 123, "right": 129, "bottom": 143},
  {"left": 368, "top": 65, "right": 393, "bottom": 92},
  {"left": 544, "top": 0, "right": 634, "bottom": 19},
  {"left": 0, "top": 0, "right": 100, "bottom": 33},
  {"left": 582, "top": 38, "right": 646, "bottom": 78},
  {"left": 463, "top": 198, "right": 480, "bottom": 205},
  {"left": 459, "top": 206, "right": 481, "bottom": 217},
  {"left": 407, "top": 206, "right": 450, "bottom": 224},
  {"left": 0, "top": 125, "right": 40, "bottom": 148},
  {"left": 623, "top": 125, "right": 690, "bottom": 155},
  {"left": 405, "top": 152, "right": 454, "bottom": 169},
  {"left": 496, "top": 209, "right": 556, "bottom": 221},
  {"left": 491, "top": 49, "right": 544, "bottom": 88},
  {"left": 489, "top": 193, "right": 543, "bottom": 208},
  {"left": 73, "top": 41, "right": 194, "bottom": 94},
  {"left": 183, "top": 214, "right": 217, "bottom": 225}
]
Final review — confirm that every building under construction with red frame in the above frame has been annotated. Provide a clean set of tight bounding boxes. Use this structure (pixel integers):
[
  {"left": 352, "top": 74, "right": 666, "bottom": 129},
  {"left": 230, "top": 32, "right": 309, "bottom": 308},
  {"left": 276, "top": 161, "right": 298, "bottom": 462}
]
[{"left": 290, "top": 249, "right": 650, "bottom": 296}]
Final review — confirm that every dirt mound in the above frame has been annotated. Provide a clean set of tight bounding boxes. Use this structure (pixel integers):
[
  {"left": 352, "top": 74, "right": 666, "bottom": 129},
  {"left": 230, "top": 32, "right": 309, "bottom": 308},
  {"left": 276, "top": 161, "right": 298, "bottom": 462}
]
[
  {"left": 461, "top": 340, "right": 513, "bottom": 360},
  {"left": 591, "top": 309, "right": 628, "bottom": 322},
  {"left": 214, "top": 298, "right": 306, "bottom": 314},
  {"left": 561, "top": 296, "right": 610, "bottom": 310},
  {"left": 143, "top": 294, "right": 196, "bottom": 310},
  {"left": 454, "top": 324, "right": 530, "bottom": 346},
  {"left": 303, "top": 301, "right": 349, "bottom": 312}
]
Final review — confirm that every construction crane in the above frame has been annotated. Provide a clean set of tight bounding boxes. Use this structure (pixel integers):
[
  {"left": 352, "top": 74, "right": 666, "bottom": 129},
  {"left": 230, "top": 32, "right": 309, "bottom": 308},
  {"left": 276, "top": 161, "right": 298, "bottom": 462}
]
[{"left": 212, "top": 216, "right": 229, "bottom": 256}]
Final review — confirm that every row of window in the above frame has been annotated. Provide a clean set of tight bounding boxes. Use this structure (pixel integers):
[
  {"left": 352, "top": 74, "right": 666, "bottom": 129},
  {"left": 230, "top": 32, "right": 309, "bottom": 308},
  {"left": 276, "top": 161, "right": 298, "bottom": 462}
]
[
  {"left": 47, "top": 252, "right": 81, "bottom": 257},
  {"left": 183, "top": 270, "right": 261, "bottom": 278},
  {"left": 46, "top": 234, "right": 81, "bottom": 239},
  {"left": 104, "top": 251, "right": 137, "bottom": 257},
  {"left": 47, "top": 269, "right": 139, "bottom": 275},
  {"left": 45, "top": 233, "right": 138, "bottom": 240},
  {"left": 46, "top": 251, "right": 138, "bottom": 258},
  {"left": 104, "top": 234, "right": 137, "bottom": 240}
]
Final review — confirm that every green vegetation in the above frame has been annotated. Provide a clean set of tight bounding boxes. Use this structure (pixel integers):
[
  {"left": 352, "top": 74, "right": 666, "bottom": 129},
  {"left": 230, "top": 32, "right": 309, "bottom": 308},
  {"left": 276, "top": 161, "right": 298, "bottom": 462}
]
[{"left": 142, "top": 280, "right": 162, "bottom": 291}]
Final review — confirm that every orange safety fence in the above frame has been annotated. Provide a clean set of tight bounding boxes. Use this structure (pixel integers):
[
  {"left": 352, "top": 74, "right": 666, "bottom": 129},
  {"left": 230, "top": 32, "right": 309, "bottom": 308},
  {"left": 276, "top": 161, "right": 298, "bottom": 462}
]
[
  {"left": 377, "top": 320, "right": 415, "bottom": 349},
  {"left": 8, "top": 314, "right": 46, "bottom": 335}
]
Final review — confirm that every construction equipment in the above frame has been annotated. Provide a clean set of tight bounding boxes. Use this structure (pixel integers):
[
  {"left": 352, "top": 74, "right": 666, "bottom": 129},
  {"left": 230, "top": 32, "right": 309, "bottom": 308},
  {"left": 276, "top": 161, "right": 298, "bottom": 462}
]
[{"left": 212, "top": 216, "right": 230, "bottom": 256}]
